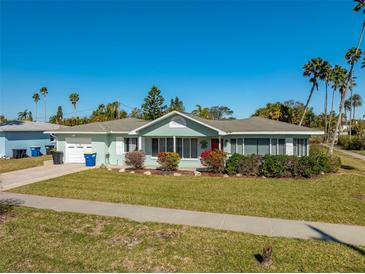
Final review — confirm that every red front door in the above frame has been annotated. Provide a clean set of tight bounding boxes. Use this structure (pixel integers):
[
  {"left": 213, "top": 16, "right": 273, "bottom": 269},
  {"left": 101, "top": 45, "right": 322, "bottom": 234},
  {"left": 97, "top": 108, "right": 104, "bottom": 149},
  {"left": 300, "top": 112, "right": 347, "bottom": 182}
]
[{"left": 211, "top": 138, "right": 223, "bottom": 150}]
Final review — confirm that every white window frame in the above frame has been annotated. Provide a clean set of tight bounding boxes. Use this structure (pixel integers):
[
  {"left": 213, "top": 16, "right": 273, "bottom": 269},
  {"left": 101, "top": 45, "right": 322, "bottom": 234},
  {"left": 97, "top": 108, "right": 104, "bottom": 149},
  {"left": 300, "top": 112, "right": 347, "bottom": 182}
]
[
  {"left": 151, "top": 137, "right": 198, "bottom": 160},
  {"left": 270, "top": 138, "right": 286, "bottom": 156},
  {"left": 123, "top": 137, "right": 138, "bottom": 153},
  {"left": 151, "top": 137, "right": 174, "bottom": 158}
]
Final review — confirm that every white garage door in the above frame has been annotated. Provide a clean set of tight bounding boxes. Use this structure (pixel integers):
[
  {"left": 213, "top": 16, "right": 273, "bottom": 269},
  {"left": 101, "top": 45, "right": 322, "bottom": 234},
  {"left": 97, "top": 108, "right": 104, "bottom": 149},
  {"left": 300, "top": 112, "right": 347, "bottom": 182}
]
[{"left": 65, "top": 138, "right": 92, "bottom": 163}]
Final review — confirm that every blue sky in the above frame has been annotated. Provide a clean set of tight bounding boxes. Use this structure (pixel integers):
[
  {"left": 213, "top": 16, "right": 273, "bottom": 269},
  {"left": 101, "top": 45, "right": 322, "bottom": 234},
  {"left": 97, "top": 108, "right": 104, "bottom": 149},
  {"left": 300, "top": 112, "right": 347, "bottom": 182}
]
[{"left": 1, "top": 0, "right": 364, "bottom": 121}]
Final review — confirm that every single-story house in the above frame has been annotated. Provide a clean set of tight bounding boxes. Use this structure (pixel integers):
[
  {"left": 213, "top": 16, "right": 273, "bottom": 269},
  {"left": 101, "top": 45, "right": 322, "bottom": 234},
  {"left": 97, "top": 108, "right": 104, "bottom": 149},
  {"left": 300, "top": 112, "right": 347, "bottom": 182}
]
[
  {"left": 0, "top": 120, "right": 62, "bottom": 157},
  {"left": 46, "top": 111, "right": 323, "bottom": 168}
]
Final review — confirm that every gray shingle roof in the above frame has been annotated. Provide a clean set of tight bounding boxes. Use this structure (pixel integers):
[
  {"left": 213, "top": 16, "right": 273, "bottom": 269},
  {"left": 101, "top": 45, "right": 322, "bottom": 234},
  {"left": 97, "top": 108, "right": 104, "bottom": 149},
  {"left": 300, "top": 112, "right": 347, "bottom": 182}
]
[
  {"left": 50, "top": 118, "right": 148, "bottom": 133},
  {"left": 183, "top": 113, "right": 322, "bottom": 133},
  {"left": 0, "top": 121, "right": 63, "bottom": 132},
  {"left": 48, "top": 113, "right": 322, "bottom": 134}
]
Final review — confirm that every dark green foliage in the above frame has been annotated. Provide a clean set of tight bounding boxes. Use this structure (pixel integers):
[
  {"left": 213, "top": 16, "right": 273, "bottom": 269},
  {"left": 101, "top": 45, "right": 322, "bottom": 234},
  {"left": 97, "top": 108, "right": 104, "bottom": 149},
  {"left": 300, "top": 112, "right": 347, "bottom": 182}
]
[
  {"left": 141, "top": 86, "right": 167, "bottom": 120},
  {"left": 225, "top": 153, "right": 245, "bottom": 175},
  {"left": 225, "top": 148, "right": 340, "bottom": 178},
  {"left": 340, "top": 136, "right": 365, "bottom": 150}
]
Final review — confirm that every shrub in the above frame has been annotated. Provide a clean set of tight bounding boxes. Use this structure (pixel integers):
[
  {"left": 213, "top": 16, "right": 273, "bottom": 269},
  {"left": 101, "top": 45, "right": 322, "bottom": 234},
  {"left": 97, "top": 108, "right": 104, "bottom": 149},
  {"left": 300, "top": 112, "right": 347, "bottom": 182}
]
[
  {"left": 200, "top": 149, "right": 226, "bottom": 173},
  {"left": 260, "top": 155, "right": 290, "bottom": 178},
  {"left": 309, "top": 146, "right": 341, "bottom": 173},
  {"left": 125, "top": 150, "right": 145, "bottom": 169},
  {"left": 225, "top": 153, "right": 245, "bottom": 175},
  {"left": 157, "top": 152, "right": 180, "bottom": 171},
  {"left": 237, "top": 154, "right": 262, "bottom": 176},
  {"left": 343, "top": 136, "right": 365, "bottom": 150}
]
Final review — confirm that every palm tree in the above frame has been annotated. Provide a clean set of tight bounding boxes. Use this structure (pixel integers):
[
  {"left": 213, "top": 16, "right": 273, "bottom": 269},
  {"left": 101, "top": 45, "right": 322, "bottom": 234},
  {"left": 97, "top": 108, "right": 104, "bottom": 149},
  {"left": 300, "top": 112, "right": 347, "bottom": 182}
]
[
  {"left": 40, "top": 86, "right": 48, "bottom": 122},
  {"left": 299, "top": 58, "right": 326, "bottom": 126},
  {"left": 69, "top": 92, "right": 80, "bottom": 115},
  {"left": 321, "top": 62, "right": 333, "bottom": 137},
  {"left": 351, "top": 93, "right": 363, "bottom": 120},
  {"left": 329, "top": 0, "right": 365, "bottom": 153},
  {"left": 32, "top": 92, "right": 40, "bottom": 121},
  {"left": 192, "top": 105, "right": 211, "bottom": 119},
  {"left": 17, "top": 110, "right": 32, "bottom": 121}
]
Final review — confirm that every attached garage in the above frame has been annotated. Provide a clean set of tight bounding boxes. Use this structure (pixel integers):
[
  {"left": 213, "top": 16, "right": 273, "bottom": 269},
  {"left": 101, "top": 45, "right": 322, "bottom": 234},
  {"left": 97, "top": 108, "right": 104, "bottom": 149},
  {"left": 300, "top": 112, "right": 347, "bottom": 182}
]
[{"left": 65, "top": 138, "right": 92, "bottom": 163}]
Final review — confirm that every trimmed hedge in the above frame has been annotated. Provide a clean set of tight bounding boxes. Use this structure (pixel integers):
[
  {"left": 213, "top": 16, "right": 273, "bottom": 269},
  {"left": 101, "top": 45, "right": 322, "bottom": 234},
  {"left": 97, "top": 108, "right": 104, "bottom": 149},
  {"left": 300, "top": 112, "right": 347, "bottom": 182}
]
[{"left": 225, "top": 148, "right": 340, "bottom": 178}]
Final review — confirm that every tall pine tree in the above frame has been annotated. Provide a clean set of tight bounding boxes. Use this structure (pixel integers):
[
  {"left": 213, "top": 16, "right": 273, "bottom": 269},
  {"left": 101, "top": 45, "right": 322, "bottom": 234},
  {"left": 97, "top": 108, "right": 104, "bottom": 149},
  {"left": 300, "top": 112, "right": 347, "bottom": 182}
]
[
  {"left": 141, "top": 86, "right": 166, "bottom": 120},
  {"left": 167, "top": 96, "right": 185, "bottom": 112}
]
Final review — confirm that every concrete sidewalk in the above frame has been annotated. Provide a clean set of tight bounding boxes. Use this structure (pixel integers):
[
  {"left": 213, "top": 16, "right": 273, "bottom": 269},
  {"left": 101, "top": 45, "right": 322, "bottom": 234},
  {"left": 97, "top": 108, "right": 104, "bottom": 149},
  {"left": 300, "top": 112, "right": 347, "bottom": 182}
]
[
  {"left": 1, "top": 192, "right": 364, "bottom": 246},
  {"left": 334, "top": 147, "right": 365, "bottom": 161},
  {"left": 0, "top": 164, "right": 89, "bottom": 191}
]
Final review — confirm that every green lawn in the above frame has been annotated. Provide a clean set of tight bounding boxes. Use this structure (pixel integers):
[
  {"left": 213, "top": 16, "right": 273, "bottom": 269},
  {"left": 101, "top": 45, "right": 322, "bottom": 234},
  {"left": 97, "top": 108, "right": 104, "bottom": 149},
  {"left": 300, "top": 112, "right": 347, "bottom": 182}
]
[
  {"left": 0, "top": 155, "right": 51, "bottom": 174},
  {"left": 0, "top": 206, "right": 364, "bottom": 272},
  {"left": 11, "top": 151, "right": 365, "bottom": 226}
]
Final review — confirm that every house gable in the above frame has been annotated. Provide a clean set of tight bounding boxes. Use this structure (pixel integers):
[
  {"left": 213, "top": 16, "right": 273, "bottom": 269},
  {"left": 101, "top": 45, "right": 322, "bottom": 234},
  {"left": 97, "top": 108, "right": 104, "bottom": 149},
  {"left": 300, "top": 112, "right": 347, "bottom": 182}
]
[{"left": 137, "top": 113, "right": 220, "bottom": 137}]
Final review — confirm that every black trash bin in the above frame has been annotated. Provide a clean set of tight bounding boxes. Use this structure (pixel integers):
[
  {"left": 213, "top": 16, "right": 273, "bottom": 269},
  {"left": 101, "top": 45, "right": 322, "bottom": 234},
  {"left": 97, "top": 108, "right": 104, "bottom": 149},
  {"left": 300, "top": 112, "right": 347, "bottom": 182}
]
[
  {"left": 52, "top": 151, "right": 63, "bottom": 164},
  {"left": 12, "top": 149, "right": 27, "bottom": 159},
  {"left": 45, "top": 145, "right": 55, "bottom": 155}
]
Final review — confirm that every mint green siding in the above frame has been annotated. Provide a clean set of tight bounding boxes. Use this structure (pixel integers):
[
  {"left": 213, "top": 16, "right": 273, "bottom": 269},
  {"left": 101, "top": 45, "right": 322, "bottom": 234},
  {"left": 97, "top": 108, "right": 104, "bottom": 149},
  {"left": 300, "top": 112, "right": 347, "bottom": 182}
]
[
  {"left": 53, "top": 114, "right": 311, "bottom": 168},
  {"left": 139, "top": 115, "right": 219, "bottom": 137}
]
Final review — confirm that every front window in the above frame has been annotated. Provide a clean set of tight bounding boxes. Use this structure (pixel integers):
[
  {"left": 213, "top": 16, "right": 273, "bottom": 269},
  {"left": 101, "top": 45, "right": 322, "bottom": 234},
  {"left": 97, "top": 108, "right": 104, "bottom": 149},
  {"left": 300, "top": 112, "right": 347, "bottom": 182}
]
[
  {"left": 271, "top": 138, "right": 286, "bottom": 155},
  {"left": 124, "top": 137, "right": 138, "bottom": 153},
  {"left": 152, "top": 138, "right": 174, "bottom": 157},
  {"left": 293, "top": 138, "right": 307, "bottom": 156},
  {"left": 230, "top": 138, "right": 243, "bottom": 154},
  {"left": 152, "top": 137, "right": 198, "bottom": 159},
  {"left": 244, "top": 138, "right": 270, "bottom": 156}
]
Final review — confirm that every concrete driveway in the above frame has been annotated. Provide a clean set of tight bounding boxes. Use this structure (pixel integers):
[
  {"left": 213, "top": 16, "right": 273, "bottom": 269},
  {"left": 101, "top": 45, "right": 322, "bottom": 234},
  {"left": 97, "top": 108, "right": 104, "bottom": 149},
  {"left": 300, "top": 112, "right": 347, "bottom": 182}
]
[{"left": 0, "top": 164, "right": 89, "bottom": 191}]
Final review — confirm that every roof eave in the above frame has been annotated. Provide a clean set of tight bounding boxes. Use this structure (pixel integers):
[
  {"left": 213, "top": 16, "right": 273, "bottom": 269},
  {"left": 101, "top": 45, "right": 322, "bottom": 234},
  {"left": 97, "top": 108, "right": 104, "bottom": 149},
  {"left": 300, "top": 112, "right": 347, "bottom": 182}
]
[
  {"left": 129, "top": 111, "right": 227, "bottom": 135},
  {"left": 229, "top": 131, "right": 324, "bottom": 135}
]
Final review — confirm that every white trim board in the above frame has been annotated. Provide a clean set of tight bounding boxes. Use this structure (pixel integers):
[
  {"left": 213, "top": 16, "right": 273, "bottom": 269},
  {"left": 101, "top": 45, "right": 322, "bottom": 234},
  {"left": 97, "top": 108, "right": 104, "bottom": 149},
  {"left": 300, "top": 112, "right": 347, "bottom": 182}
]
[{"left": 129, "top": 111, "right": 227, "bottom": 135}]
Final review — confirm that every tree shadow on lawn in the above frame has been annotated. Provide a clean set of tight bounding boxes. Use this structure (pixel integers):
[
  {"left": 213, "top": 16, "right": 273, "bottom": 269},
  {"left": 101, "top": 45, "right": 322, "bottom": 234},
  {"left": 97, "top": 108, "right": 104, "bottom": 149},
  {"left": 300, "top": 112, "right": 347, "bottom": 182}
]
[
  {"left": 0, "top": 198, "right": 23, "bottom": 222},
  {"left": 307, "top": 224, "right": 365, "bottom": 256}
]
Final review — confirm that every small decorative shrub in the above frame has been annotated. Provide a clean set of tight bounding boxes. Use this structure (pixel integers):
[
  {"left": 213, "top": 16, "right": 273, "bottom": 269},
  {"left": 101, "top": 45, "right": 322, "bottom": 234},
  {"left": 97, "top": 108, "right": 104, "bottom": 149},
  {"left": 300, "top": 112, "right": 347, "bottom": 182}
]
[
  {"left": 200, "top": 149, "right": 226, "bottom": 173},
  {"left": 125, "top": 150, "right": 145, "bottom": 169},
  {"left": 237, "top": 154, "right": 262, "bottom": 176},
  {"left": 225, "top": 153, "right": 245, "bottom": 175},
  {"left": 157, "top": 152, "right": 180, "bottom": 171}
]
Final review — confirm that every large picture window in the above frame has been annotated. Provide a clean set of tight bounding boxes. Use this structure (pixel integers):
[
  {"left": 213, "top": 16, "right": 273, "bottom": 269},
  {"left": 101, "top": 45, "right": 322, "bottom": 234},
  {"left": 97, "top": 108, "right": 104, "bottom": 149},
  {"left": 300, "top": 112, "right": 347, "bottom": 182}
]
[
  {"left": 271, "top": 138, "right": 286, "bottom": 155},
  {"left": 177, "top": 138, "right": 198, "bottom": 159},
  {"left": 151, "top": 138, "right": 174, "bottom": 157},
  {"left": 152, "top": 137, "right": 198, "bottom": 159},
  {"left": 124, "top": 138, "right": 138, "bottom": 153},
  {"left": 230, "top": 138, "right": 243, "bottom": 154},
  {"left": 293, "top": 138, "right": 307, "bottom": 156},
  {"left": 244, "top": 138, "right": 270, "bottom": 156}
]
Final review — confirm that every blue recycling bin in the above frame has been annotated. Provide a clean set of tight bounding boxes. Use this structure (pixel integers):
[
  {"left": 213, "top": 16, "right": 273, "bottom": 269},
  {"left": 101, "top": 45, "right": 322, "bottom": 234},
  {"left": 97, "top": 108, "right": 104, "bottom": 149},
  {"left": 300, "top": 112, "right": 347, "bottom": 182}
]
[
  {"left": 84, "top": 153, "right": 96, "bottom": 167},
  {"left": 30, "top": 146, "right": 41, "bottom": 157}
]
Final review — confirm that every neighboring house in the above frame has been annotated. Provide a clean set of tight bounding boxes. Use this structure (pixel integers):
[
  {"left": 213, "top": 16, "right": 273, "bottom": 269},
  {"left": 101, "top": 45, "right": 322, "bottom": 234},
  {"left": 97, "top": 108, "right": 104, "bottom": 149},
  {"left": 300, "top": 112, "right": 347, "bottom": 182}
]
[
  {"left": 47, "top": 111, "right": 323, "bottom": 168},
  {"left": 0, "top": 121, "right": 62, "bottom": 157}
]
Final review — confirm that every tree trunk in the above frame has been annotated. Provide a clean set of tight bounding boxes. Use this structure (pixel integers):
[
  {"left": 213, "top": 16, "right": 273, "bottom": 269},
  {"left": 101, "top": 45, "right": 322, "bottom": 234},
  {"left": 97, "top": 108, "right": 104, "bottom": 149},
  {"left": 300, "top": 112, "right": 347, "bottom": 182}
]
[
  {"left": 349, "top": 89, "right": 353, "bottom": 139},
  {"left": 324, "top": 82, "right": 328, "bottom": 140},
  {"left": 35, "top": 102, "right": 38, "bottom": 122},
  {"left": 327, "top": 89, "right": 336, "bottom": 140},
  {"left": 329, "top": 88, "right": 346, "bottom": 154},
  {"left": 299, "top": 83, "right": 316, "bottom": 126},
  {"left": 329, "top": 18, "right": 365, "bottom": 154},
  {"left": 44, "top": 98, "right": 47, "bottom": 122}
]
